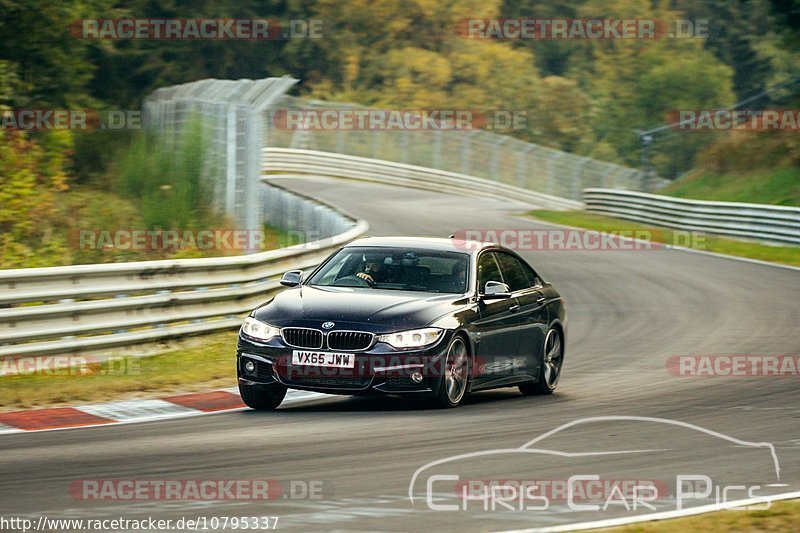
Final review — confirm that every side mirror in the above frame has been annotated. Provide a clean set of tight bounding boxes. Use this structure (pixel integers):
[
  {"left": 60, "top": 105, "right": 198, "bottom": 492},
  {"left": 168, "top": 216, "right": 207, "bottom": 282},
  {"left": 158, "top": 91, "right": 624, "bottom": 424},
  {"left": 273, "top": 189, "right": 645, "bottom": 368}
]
[
  {"left": 482, "top": 280, "right": 512, "bottom": 299},
  {"left": 280, "top": 270, "right": 303, "bottom": 287}
]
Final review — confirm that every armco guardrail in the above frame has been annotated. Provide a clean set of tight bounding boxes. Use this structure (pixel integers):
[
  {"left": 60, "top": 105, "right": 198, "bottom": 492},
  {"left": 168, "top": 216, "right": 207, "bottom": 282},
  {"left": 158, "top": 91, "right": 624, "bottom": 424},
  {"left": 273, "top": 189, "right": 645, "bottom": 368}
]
[
  {"left": 0, "top": 188, "right": 367, "bottom": 358},
  {"left": 583, "top": 188, "right": 800, "bottom": 245},
  {"left": 262, "top": 148, "right": 583, "bottom": 211}
]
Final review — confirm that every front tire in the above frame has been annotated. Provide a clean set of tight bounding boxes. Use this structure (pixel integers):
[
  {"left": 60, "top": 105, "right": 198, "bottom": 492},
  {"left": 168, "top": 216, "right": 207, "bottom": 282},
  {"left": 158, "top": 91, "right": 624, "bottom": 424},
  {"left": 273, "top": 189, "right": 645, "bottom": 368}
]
[
  {"left": 432, "top": 336, "right": 470, "bottom": 408},
  {"left": 239, "top": 382, "right": 287, "bottom": 410},
  {"left": 519, "top": 328, "right": 563, "bottom": 396}
]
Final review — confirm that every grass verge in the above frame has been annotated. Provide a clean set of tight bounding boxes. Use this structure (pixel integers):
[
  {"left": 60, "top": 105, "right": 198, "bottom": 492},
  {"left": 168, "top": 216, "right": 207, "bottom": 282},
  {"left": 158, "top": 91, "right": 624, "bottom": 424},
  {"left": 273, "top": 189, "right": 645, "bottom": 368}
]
[
  {"left": 0, "top": 330, "right": 239, "bottom": 411},
  {"left": 528, "top": 210, "right": 800, "bottom": 267},
  {"left": 605, "top": 499, "right": 800, "bottom": 532},
  {"left": 660, "top": 167, "right": 800, "bottom": 207}
]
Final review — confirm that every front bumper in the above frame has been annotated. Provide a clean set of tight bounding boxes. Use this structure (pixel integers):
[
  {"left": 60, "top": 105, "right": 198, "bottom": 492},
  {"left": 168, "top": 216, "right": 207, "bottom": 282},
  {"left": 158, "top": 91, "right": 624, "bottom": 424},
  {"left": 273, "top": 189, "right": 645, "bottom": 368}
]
[{"left": 236, "top": 330, "right": 455, "bottom": 395}]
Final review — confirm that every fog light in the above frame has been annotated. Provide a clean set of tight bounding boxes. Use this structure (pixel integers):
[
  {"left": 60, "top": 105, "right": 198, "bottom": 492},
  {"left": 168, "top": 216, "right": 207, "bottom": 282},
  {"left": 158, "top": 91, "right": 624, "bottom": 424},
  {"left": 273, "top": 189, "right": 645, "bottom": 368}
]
[
  {"left": 411, "top": 371, "right": 423, "bottom": 384},
  {"left": 244, "top": 360, "right": 256, "bottom": 374}
]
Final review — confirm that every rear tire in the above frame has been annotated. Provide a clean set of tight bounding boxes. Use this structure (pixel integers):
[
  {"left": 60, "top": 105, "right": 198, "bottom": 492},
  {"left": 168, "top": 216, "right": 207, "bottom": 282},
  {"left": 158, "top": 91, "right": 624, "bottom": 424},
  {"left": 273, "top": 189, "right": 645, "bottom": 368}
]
[
  {"left": 432, "top": 336, "right": 470, "bottom": 408},
  {"left": 239, "top": 383, "right": 287, "bottom": 410},
  {"left": 519, "top": 328, "right": 563, "bottom": 396}
]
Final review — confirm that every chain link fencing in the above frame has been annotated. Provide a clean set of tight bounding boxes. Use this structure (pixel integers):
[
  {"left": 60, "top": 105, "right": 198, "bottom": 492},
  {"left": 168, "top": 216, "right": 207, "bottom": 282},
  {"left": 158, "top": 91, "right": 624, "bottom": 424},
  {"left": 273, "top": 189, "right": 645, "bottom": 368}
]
[
  {"left": 143, "top": 77, "right": 659, "bottom": 230},
  {"left": 143, "top": 77, "right": 299, "bottom": 234},
  {"left": 263, "top": 96, "right": 659, "bottom": 202}
]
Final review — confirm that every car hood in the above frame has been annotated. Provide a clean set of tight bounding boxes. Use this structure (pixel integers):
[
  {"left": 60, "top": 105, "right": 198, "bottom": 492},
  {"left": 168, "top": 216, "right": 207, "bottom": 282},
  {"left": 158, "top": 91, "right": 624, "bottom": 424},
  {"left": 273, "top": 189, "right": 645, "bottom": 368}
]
[{"left": 253, "top": 285, "right": 468, "bottom": 332}]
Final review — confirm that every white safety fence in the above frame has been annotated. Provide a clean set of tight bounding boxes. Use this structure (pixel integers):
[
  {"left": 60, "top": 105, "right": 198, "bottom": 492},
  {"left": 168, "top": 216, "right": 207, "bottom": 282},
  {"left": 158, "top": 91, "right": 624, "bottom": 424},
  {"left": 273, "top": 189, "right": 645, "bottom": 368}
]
[
  {"left": 262, "top": 148, "right": 584, "bottom": 211},
  {"left": 265, "top": 96, "right": 656, "bottom": 200},
  {"left": 583, "top": 189, "right": 800, "bottom": 246}
]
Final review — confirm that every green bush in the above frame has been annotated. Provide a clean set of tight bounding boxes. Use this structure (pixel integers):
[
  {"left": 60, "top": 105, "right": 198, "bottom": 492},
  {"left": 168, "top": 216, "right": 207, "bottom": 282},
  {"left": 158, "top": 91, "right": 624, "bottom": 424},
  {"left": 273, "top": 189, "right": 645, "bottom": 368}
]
[{"left": 116, "top": 115, "right": 221, "bottom": 230}]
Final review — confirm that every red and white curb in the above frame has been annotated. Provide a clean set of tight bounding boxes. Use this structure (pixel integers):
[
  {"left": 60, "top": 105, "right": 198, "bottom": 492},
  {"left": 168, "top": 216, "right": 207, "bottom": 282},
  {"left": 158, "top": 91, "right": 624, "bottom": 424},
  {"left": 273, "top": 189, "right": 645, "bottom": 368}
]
[{"left": 0, "top": 388, "right": 329, "bottom": 435}]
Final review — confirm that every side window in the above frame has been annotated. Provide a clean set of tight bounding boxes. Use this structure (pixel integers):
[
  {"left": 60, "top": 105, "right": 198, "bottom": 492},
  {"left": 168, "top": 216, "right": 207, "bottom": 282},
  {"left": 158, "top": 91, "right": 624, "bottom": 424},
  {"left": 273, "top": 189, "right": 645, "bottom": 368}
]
[
  {"left": 477, "top": 252, "right": 502, "bottom": 294},
  {"left": 495, "top": 252, "right": 536, "bottom": 292}
]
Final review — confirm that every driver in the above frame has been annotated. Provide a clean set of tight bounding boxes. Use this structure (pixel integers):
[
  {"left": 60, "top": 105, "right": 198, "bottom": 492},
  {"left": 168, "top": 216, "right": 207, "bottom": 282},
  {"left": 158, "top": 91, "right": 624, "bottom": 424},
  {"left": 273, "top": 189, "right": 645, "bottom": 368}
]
[{"left": 355, "top": 255, "right": 387, "bottom": 284}]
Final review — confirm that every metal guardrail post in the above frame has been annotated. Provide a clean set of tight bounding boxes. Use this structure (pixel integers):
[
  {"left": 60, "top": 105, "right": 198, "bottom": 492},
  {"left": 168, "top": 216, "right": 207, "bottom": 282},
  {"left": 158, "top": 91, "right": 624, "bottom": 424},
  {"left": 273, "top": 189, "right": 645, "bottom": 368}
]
[
  {"left": 573, "top": 157, "right": 589, "bottom": 201},
  {"left": 432, "top": 129, "right": 442, "bottom": 169},
  {"left": 516, "top": 145, "right": 534, "bottom": 189},
  {"left": 490, "top": 137, "right": 504, "bottom": 182},
  {"left": 460, "top": 131, "right": 473, "bottom": 176},
  {"left": 547, "top": 151, "right": 562, "bottom": 197}
]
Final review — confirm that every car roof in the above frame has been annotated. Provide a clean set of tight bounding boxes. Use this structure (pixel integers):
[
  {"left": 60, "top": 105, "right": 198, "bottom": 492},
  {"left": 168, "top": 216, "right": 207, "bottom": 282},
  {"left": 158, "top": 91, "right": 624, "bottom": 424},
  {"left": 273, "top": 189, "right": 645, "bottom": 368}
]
[{"left": 344, "top": 236, "right": 496, "bottom": 254}]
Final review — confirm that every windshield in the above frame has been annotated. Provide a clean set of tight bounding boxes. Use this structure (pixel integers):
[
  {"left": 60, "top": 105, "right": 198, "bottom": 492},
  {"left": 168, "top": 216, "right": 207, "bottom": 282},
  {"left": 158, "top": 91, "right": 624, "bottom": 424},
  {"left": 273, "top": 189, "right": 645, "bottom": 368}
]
[{"left": 307, "top": 246, "right": 469, "bottom": 294}]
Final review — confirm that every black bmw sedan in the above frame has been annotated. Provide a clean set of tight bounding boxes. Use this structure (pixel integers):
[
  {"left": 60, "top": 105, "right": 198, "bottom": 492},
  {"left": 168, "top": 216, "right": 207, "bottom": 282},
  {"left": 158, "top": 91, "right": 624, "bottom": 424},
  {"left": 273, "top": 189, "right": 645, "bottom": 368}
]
[{"left": 237, "top": 237, "right": 566, "bottom": 409}]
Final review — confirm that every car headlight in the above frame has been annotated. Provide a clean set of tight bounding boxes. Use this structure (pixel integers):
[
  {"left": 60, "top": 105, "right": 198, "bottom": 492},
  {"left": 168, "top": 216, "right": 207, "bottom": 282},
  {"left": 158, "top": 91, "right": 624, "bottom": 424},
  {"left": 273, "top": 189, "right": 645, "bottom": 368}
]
[
  {"left": 378, "top": 327, "right": 444, "bottom": 349},
  {"left": 240, "top": 317, "right": 280, "bottom": 341}
]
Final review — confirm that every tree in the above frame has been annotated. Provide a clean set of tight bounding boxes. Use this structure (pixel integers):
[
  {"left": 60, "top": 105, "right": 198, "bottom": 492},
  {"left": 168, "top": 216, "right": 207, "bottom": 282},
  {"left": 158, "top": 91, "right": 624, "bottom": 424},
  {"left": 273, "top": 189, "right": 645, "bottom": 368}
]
[{"left": 0, "top": 0, "right": 98, "bottom": 108}]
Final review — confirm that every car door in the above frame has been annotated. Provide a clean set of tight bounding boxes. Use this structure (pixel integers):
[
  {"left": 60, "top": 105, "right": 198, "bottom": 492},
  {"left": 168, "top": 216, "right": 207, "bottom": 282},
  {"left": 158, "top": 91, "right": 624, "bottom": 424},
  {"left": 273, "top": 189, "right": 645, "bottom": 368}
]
[
  {"left": 470, "top": 251, "right": 525, "bottom": 388},
  {"left": 494, "top": 251, "right": 549, "bottom": 383}
]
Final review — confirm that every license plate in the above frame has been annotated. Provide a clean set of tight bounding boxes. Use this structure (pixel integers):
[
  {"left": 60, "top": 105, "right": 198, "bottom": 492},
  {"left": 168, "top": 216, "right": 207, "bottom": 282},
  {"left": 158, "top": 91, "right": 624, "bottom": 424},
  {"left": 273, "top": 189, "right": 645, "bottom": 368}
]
[{"left": 292, "top": 350, "right": 355, "bottom": 368}]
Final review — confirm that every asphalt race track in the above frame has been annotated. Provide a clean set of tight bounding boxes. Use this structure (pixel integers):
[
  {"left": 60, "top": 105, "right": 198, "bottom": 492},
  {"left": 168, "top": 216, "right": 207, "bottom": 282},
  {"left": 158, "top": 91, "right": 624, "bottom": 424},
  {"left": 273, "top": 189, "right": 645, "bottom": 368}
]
[{"left": 1, "top": 177, "right": 798, "bottom": 532}]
